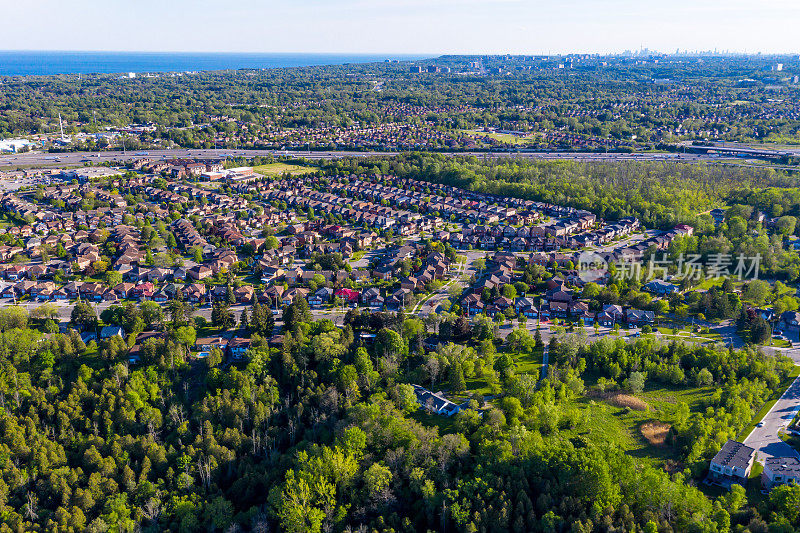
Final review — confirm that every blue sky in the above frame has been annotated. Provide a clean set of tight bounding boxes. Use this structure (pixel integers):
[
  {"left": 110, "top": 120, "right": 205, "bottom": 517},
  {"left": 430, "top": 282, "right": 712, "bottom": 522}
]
[{"left": 2, "top": 0, "right": 799, "bottom": 54}]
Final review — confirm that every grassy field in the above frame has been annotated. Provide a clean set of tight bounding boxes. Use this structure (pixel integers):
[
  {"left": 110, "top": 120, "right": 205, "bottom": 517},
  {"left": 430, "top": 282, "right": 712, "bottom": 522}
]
[
  {"left": 696, "top": 278, "right": 726, "bottom": 291},
  {"left": 771, "top": 338, "right": 793, "bottom": 348},
  {"left": 458, "top": 350, "right": 714, "bottom": 468},
  {"left": 745, "top": 461, "right": 767, "bottom": 505},
  {"left": 252, "top": 162, "right": 316, "bottom": 177},
  {"left": 517, "top": 346, "right": 543, "bottom": 375},
  {"left": 460, "top": 130, "right": 539, "bottom": 146},
  {"left": 738, "top": 327, "right": 793, "bottom": 348},
  {"left": 562, "top": 381, "right": 716, "bottom": 468},
  {"left": 651, "top": 327, "right": 724, "bottom": 345}
]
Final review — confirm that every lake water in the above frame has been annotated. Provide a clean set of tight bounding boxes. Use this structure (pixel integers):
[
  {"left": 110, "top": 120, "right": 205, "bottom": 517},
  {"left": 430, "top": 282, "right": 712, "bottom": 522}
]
[{"left": 0, "top": 51, "right": 427, "bottom": 76}]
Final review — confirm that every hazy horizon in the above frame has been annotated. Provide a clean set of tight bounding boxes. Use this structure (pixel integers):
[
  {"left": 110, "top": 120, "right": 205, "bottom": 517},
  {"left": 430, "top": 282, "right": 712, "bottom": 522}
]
[
  {"left": 0, "top": 49, "right": 795, "bottom": 57},
  {"left": 2, "top": 0, "right": 800, "bottom": 56}
]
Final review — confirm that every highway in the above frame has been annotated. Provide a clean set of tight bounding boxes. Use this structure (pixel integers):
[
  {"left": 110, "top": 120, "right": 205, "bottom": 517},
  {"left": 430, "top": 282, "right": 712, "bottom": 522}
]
[{"left": 0, "top": 148, "right": 728, "bottom": 168}]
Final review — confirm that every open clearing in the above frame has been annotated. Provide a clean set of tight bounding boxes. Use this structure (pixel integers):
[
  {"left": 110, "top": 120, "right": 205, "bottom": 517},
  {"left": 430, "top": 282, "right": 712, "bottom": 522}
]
[
  {"left": 252, "top": 162, "right": 316, "bottom": 177},
  {"left": 640, "top": 421, "right": 671, "bottom": 446},
  {"left": 588, "top": 390, "right": 650, "bottom": 411}
]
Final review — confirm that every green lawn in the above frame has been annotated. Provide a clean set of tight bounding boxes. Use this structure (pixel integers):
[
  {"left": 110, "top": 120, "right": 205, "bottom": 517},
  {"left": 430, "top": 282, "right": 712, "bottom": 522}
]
[
  {"left": 739, "top": 327, "right": 793, "bottom": 348},
  {"left": 409, "top": 410, "right": 458, "bottom": 434},
  {"left": 771, "top": 338, "right": 793, "bottom": 348},
  {"left": 657, "top": 334, "right": 722, "bottom": 345},
  {"left": 696, "top": 278, "right": 724, "bottom": 291},
  {"left": 657, "top": 326, "right": 689, "bottom": 335},
  {"left": 516, "top": 346, "right": 543, "bottom": 375},
  {"left": 465, "top": 373, "right": 497, "bottom": 396},
  {"left": 252, "top": 162, "right": 316, "bottom": 177},
  {"left": 459, "top": 130, "right": 538, "bottom": 146}
]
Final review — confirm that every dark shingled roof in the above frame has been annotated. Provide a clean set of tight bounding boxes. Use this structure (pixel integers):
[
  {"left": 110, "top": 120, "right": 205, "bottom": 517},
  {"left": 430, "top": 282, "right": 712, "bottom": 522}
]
[
  {"left": 711, "top": 440, "right": 755, "bottom": 470},
  {"left": 766, "top": 456, "right": 800, "bottom": 476}
]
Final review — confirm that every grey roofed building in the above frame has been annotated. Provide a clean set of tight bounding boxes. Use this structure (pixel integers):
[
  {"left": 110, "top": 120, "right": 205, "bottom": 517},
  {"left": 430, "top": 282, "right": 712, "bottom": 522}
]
[
  {"left": 763, "top": 456, "right": 800, "bottom": 488},
  {"left": 709, "top": 440, "right": 755, "bottom": 487},
  {"left": 100, "top": 326, "right": 124, "bottom": 339},
  {"left": 314, "top": 286, "right": 334, "bottom": 300},
  {"left": 625, "top": 308, "right": 655, "bottom": 325},
  {"left": 643, "top": 279, "right": 679, "bottom": 295},
  {"left": 412, "top": 384, "right": 460, "bottom": 417}
]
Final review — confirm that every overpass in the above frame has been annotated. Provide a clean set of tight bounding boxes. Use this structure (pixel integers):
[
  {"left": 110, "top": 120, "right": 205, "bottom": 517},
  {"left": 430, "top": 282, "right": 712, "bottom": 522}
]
[{"left": 686, "top": 144, "right": 795, "bottom": 159}]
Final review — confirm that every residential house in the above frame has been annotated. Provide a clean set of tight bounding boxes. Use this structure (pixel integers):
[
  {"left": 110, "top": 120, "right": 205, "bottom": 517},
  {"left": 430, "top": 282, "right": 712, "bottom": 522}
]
[
  {"left": 781, "top": 311, "right": 800, "bottom": 333},
  {"left": 281, "top": 288, "right": 308, "bottom": 306},
  {"left": 309, "top": 287, "right": 334, "bottom": 307},
  {"left": 234, "top": 285, "right": 255, "bottom": 304},
  {"left": 228, "top": 338, "right": 252, "bottom": 360},
  {"left": 361, "top": 287, "right": 381, "bottom": 305},
  {"left": 625, "top": 308, "right": 655, "bottom": 327},
  {"left": 708, "top": 440, "right": 755, "bottom": 488},
  {"left": 643, "top": 279, "right": 679, "bottom": 296},
  {"left": 515, "top": 297, "right": 538, "bottom": 318},
  {"left": 763, "top": 456, "right": 800, "bottom": 489},
  {"left": 335, "top": 288, "right": 360, "bottom": 304},
  {"left": 100, "top": 326, "right": 124, "bottom": 339},
  {"left": 597, "top": 309, "right": 618, "bottom": 327},
  {"left": 412, "top": 385, "right": 460, "bottom": 417},
  {"left": 184, "top": 283, "right": 207, "bottom": 303},
  {"left": 188, "top": 265, "right": 213, "bottom": 281},
  {"left": 195, "top": 336, "right": 229, "bottom": 352}
]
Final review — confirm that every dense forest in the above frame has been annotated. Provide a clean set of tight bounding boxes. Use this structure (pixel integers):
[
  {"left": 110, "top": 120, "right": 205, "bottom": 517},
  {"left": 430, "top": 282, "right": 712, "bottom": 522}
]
[{"left": 0, "top": 298, "right": 798, "bottom": 532}]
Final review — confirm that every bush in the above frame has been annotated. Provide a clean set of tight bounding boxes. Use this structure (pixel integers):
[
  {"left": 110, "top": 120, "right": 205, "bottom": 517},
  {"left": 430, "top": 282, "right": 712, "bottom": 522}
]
[{"left": 628, "top": 371, "right": 646, "bottom": 395}]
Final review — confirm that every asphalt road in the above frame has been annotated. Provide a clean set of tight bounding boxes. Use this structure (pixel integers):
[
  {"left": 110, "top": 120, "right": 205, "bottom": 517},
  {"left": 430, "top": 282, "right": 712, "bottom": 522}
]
[
  {"left": 0, "top": 148, "right": 725, "bottom": 168},
  {"left": 2, "top": 296, "right": 249, "bottom": 324},
  {"left": 744, "top": 375, "right": 800, "bottom": 463},
  {"left": 415, "top": 251, "right": 482, "bottom": 317},
  {"left": 540, "top": 347, "right": 549, "bottom": 379}
]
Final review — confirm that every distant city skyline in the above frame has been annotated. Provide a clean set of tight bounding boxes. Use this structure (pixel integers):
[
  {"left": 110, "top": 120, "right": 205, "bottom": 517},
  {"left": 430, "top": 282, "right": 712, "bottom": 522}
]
[{"left": 2, "top": 0, "right": 800, "bottom": 55}]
